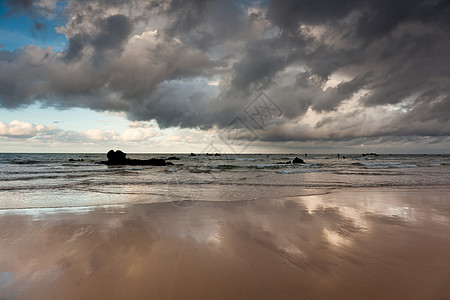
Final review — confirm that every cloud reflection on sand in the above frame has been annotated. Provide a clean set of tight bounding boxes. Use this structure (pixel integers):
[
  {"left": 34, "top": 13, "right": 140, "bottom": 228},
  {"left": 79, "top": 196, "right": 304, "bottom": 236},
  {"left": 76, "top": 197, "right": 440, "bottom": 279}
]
[{"left": 1, "top": 189, "right": 450, "bottom": 299}]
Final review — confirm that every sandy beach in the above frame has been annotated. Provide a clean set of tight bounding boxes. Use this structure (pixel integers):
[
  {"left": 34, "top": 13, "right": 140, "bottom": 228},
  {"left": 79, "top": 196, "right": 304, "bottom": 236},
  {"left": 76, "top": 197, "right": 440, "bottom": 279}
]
[{"left": 1, "top": 188, "right": 450, "bottom": 299}]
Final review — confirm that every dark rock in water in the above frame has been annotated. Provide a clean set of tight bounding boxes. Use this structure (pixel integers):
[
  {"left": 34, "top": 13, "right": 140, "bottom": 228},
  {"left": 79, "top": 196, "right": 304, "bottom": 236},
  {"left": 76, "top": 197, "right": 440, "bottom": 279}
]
[
  {"left": 190, "top": 153, "right": 196, "bottom": 156},
  {"left": 362, "top": 153, "right": 379, "bottom": 156},
  {"left": 205, "top": 153, "right": 221, "bottom": 156},
  {"left": 276, "top": 161, "right": 291, "bottom": 164},
  {"left": 69, "top": 158, "right": 84, "bottom": 162},
  {"left": 167, "top": 156, "right": 180, "bottom": 160},
  {"left": 101, "top": 150, "right": 169, "bottom": 166},
  {"left": 107, "top": 149, "right": 126, "bottom": 162},
  {"left": 292, "top": 157, "right": 305, "bottom": 164}
]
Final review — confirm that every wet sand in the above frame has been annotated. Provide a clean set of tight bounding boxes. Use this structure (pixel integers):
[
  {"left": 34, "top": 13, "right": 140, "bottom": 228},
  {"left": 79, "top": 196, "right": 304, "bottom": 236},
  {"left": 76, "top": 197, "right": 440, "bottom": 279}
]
[{"left": 1, "top": 188, "right": 450, "bottom": 299}]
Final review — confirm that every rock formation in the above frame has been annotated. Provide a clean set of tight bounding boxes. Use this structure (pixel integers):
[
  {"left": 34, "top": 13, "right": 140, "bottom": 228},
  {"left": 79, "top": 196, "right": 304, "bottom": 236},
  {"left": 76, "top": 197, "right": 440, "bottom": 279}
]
[
  {"left": 292, "top": 157, "right": 305, "bottom": 164},
  {"left": 100, "top": 150, "right": 171, "bottom": 166}
]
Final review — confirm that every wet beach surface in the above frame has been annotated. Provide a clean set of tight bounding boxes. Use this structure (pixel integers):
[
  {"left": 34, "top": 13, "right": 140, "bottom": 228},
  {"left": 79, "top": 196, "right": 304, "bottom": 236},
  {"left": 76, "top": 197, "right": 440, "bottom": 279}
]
[{"left": 1, "top": 188, "right": 450, "bottom": 299}]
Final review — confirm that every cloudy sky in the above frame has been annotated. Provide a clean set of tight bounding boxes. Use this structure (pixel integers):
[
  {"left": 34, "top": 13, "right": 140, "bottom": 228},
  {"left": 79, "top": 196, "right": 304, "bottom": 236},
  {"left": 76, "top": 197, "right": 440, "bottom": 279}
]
[{"left": 0, "top": 0, "right": 449, "bottom": 153}]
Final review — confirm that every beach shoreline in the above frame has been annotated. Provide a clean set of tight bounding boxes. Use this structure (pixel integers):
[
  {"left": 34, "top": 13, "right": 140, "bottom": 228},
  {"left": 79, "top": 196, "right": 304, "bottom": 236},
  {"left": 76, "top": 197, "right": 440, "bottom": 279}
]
[{"left": 1, "top": 187, "right": 450, "bottom": 299}]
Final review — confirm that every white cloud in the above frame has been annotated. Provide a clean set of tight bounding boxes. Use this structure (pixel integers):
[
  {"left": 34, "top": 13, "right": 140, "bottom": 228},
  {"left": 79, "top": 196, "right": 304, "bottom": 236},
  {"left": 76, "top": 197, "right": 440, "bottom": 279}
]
[
  {"left": 85, "top": 129, "right": 117, "bottom": 141},
  {"left": 121, "top": 127, "right": 160, "bottom": 141},
  {"left": 0, "top": 120, "right": 58, "bottom": 138}
]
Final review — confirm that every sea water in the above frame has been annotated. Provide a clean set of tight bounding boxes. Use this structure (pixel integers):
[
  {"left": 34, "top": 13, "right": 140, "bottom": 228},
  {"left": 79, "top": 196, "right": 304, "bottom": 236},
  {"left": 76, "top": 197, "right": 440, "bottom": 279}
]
[{"left": 0, "top": 153, "right": 449, "bottom": 209}]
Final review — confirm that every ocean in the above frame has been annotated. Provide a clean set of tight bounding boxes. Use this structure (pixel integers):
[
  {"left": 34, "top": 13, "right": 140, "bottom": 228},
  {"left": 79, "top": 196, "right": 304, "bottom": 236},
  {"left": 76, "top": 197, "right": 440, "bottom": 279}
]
[{"left": 0, "top": 153, "right": 449, "bottom": 210}]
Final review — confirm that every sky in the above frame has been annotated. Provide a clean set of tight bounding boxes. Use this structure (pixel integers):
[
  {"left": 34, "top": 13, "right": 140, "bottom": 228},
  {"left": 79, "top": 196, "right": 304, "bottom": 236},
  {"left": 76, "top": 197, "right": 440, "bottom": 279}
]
[{"left": 0, "top": 0, "right": 449, "bottom": 153}]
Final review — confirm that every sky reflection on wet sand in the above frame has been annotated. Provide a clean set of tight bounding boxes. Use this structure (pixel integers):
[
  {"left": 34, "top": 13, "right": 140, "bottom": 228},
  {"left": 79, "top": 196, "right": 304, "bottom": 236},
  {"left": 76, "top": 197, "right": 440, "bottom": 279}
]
[{"left": 1, "top": 188, "right": 449, "bottom": 299}]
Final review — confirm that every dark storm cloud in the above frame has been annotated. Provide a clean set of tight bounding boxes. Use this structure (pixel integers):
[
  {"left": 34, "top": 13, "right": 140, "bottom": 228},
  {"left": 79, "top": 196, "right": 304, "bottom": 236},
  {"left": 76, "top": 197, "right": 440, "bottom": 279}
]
[
  {"left": 90, "top": 14, "right": 133, "bottom": 65},
  {"left": 232, "top": 41, "right": 287, "bottom": 90},
  {"left": 165, "top": 0, "right": 210, "bottom": 36},
  {"left": 127, "top": 80, "right": 221, "bottom": 129},
  {"left": 267, "top": 0, "right": 449, "bottom": 37},
  {"left": 63, "top": 33, "right": 86, "bottom": 61},
  {"left": 392, "top": 96, "right": 450, "bottom": 131},
  {"left": 62, "top": 13, "right": 133, "bottom": 62},
  {"left": 311, "top": 74, "right": 368, "bottom": 112},
  {"left": 164, "top": 0, "right": 248, "bottom": 50},
  {"left": 257, "top": 0, "right": 449, "bottom": 140},
  {"left": 92, "top": 15, "right": 132, "bottom": 52},
  {"left": 355, "top": 0, "right": 450, "bottom": 40},
  {"left": 0, "top": 0, "right": 449, "bottom": 142},
  {"left": 266, "top": 0, "right": 358, "bottom": 32}
]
